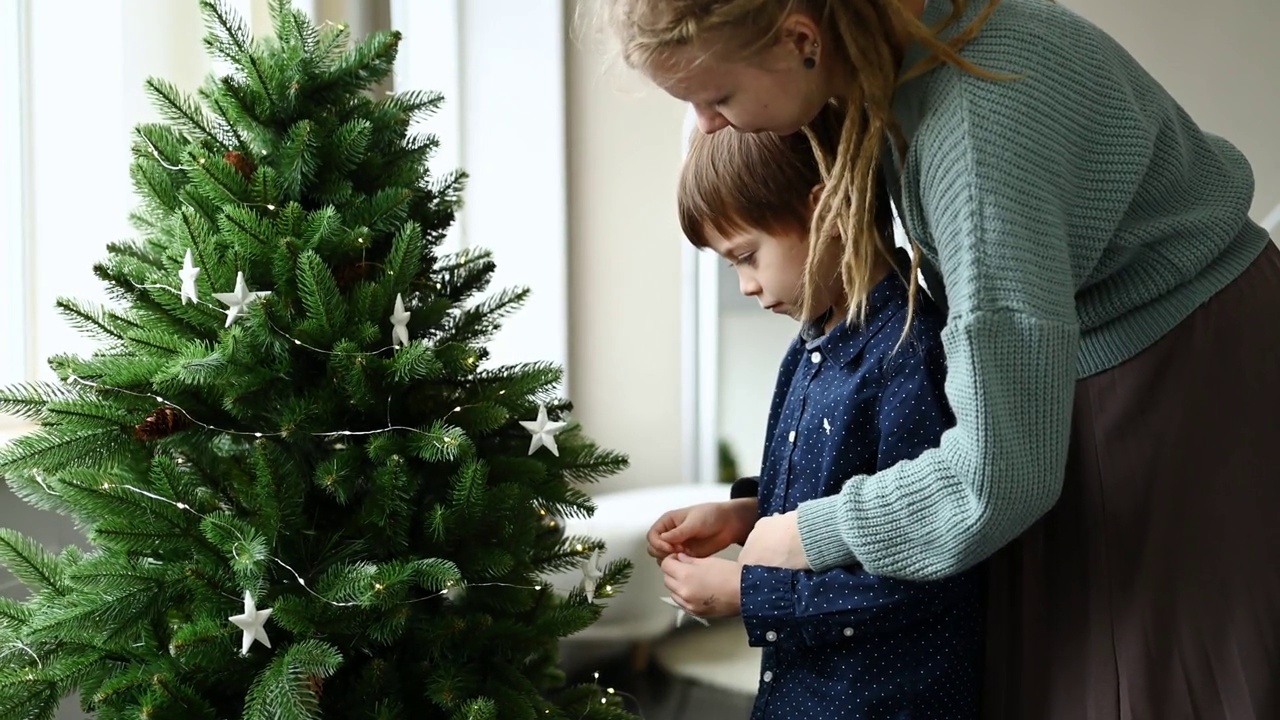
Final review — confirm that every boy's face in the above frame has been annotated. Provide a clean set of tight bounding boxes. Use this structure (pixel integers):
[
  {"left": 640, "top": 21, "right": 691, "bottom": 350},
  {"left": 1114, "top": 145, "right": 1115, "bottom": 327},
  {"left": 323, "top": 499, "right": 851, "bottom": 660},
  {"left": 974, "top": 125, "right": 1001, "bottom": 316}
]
[{"left": 701, "top": 223, "right": 821, "bottom": 321}]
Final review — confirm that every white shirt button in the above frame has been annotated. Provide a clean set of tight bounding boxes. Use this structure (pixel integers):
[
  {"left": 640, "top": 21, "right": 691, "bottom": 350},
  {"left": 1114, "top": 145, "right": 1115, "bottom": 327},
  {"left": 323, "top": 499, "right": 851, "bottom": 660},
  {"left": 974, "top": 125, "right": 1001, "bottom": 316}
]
[
  {"left": 787, "top": 430, "right": 796, "bottom": 443},
  {"left": 842, "top": 627, "right": 855, "bottom": 637},
  {"left": 765, "top": 630, "right": 778, "bottom": 642},
  {"left": 810, "top": 351, "right": 822, "bottom": 363},
  {"left": 762, "top": 670, "right": 774, "bottom": 682}
]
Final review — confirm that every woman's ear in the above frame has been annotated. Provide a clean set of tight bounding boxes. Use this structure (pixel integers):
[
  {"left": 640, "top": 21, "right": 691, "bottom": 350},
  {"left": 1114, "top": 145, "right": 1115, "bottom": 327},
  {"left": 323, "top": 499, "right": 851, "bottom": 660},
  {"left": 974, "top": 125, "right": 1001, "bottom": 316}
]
[{"left": 808, "top": 183, "right": 825, "bottom": 211}]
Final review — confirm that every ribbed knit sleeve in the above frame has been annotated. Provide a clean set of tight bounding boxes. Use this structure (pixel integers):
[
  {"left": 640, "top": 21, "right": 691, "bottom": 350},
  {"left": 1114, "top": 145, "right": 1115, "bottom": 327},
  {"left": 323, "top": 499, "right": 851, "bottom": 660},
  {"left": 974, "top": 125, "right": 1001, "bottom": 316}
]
[{"left": 796, "top": 57, "right": 1097, "bottom": 579}]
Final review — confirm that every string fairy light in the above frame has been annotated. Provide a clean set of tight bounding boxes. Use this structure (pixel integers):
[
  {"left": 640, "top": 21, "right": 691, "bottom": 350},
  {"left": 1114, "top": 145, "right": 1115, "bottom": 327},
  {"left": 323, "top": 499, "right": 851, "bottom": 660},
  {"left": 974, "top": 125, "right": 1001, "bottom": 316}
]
[
  {"left": 23, "top": 469, "right": 590, "bottom": 612},
  {"left": 572, "top": 671, "right": 648, "bottom": 720},
  {"left": 137, "top": 132, "right": 197, "bottom": 172},
  {"left": 65, "top": 373, "right": 486, "bottom": 452},
  {"left": 131, "top": 279, "right": 404, "bottom": 358},
  {"left": 136, "top": 136, "right": 281, "bottom": 213},
  {"left": 78, "top": 272, "right": 517, "bottom": 447},
  {"left": 0, "top": 642, "right": 42, "bottom": 669}
]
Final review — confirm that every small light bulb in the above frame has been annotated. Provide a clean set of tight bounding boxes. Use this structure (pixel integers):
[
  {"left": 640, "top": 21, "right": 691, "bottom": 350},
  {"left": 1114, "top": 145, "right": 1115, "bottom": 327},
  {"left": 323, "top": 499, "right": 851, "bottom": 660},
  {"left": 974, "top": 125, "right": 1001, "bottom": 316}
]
[{"left": 266, "top": 204, "right": 276, "bottom": 211}]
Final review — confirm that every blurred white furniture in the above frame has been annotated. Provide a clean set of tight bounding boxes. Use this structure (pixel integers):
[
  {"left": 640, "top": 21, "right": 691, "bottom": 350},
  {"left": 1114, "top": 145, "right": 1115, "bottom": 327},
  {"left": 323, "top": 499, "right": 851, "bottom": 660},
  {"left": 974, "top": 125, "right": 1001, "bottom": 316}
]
[
  {"left": 653, "top": 619, "right": 761, "bottom": 697},
  {"left": 549, "top": 483, "right": 735, "bottom": 668}
]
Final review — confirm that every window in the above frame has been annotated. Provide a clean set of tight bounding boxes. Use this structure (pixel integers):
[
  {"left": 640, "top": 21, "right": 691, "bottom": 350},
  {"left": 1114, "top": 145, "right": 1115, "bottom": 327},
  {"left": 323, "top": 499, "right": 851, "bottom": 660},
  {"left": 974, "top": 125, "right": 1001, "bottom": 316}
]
[{"left": 390, "top": 0, "right": 569, "bottom": 386}]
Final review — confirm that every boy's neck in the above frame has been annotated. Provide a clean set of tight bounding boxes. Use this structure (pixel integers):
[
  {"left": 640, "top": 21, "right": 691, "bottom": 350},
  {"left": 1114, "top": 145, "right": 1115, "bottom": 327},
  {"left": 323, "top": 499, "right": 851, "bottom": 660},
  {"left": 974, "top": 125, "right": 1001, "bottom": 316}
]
[{"left": 823, "top": 254, "right": 896, "bottom": 334}]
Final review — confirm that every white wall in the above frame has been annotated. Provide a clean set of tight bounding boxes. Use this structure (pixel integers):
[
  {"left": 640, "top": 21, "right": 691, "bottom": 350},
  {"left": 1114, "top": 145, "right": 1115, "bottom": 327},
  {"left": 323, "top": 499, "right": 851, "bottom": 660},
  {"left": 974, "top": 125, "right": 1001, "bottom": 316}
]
[
  {"left": 716, "top": 309, "right": 797, "bottom": 478},
  {"left": 566, "top": 26, "right": 689, "bottom": 493},
  {"left": 1065, "top": 0, "right": 1280, "bottom": 223}
]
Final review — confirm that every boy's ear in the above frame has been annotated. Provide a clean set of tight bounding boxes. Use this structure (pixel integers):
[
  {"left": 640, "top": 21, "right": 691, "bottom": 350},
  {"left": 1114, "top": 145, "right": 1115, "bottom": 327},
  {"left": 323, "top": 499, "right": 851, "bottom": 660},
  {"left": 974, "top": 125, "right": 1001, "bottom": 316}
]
[{"left": 808, "top": 184, "right": 825, "bottom": 211}]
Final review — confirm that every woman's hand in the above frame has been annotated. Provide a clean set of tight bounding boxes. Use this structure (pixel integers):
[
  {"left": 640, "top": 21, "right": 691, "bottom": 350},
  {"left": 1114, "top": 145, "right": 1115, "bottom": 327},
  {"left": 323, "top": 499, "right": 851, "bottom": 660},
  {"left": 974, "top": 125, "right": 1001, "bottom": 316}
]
[
  {"left": 661, "top": 553, "right": 742, "bottom": 619},
  {"left": 739, "top": 510, "right": 811, "bottom": 570},
  {"left": 646, "top": 498, "right": 758, "bottom": 563}
]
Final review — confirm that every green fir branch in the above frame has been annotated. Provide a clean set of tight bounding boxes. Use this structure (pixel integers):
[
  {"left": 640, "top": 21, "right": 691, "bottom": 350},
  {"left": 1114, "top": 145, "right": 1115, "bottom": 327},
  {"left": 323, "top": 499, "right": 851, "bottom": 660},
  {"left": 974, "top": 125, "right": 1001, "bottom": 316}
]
[
  {"left": 278, "top": 120, "right": 320, "bottom": 199},
  {"left": 295, "top": 250, "right": 347, "bottom": 340},
  {"left": 55, "top": 298, "right": 143, "bottom": 346},
  {"left": 0, "top": 427, "right": 131, "bottom": 477},
  {"left": 142, "top": 78, "right": 225, "bottom": 149},
  {"left": 243, "top": 640, "right": 342, "bottom": 720},
  {"left": 0, "top": 382, "right": 79, "bottom": 422},
  {"left": 0, "top": 530, "right": 68, "bottom": 597}
]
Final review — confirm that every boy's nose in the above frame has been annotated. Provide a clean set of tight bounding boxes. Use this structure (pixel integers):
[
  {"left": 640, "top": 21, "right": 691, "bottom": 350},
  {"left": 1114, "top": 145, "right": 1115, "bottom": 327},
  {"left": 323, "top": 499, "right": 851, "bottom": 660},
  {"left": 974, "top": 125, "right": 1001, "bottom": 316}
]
[{"left": 738, "top": 274, "right": 761, "bottom": 297}]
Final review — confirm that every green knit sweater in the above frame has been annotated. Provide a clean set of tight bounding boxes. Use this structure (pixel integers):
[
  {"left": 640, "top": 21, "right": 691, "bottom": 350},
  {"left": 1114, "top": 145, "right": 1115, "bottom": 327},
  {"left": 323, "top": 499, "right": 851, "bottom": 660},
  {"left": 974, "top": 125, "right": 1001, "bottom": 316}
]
[{"left": 795, "top": 0, "right": 1271, "bottom": 579}]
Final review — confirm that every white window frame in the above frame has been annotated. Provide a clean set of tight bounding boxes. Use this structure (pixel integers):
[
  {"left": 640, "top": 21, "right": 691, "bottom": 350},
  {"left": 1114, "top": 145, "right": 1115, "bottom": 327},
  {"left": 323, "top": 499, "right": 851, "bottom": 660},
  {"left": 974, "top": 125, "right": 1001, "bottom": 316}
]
[
  {"left": 678, "top": 107, "right": 722, "bottom": 485},
  {"left": 389, "top": 0, "right": 570, "bottom": 389},
  {"left": 1, "top": 0, "right": 33, "bottom": 413}
]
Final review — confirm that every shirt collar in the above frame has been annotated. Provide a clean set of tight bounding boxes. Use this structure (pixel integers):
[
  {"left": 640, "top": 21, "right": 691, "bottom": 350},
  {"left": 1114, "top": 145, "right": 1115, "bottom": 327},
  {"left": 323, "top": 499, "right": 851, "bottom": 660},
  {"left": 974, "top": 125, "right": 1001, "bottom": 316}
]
[{"left": 801, "top": 248, "right": 918, "bottom": 367}]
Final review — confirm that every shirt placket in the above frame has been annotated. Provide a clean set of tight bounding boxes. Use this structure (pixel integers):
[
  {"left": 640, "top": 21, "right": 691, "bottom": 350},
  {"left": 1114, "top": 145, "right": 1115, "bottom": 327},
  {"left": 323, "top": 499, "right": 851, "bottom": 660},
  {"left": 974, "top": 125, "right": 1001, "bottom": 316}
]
[
  {"left": 753, "top": 345, "right": 825, "bottom": 719},
  {"left": 780, "top": 344, "right": 824, "bottom": 512}
]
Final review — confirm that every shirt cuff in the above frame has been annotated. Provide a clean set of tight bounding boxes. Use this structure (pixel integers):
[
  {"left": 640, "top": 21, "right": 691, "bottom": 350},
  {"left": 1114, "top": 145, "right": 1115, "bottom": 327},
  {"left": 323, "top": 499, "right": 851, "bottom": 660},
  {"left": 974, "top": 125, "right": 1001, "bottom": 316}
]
[
  {"left": 796, "top": 494, "right": 857, "bottom": 572},
  {"left": 740, "top": 565, "right": 797, "bottom": 648}
]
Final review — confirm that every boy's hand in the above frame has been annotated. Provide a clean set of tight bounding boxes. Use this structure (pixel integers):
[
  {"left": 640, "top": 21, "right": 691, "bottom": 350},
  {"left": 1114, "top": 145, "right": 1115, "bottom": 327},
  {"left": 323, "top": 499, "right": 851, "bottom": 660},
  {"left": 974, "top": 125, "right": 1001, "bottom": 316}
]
[
  {"left": 647, "top": 499, "right": 758, "bottom": 563},
  {"left": 660, "top": 553, "right": 743, "bottom": 619}
]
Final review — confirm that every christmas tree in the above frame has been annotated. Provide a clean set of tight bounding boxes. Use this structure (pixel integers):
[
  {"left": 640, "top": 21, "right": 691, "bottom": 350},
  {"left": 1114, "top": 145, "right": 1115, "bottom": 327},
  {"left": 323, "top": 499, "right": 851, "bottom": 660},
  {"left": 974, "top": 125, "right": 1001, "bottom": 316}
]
[{"left": 0, "top": 2, "right": 634, "bottom": 718}]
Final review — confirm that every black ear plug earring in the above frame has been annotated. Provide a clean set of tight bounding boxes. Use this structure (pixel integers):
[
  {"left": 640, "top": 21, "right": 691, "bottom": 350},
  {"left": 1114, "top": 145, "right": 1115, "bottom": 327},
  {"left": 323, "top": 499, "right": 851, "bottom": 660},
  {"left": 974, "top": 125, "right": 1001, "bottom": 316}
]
[{"left": 803, "top": 41, "right": 819, "bottom": 69}]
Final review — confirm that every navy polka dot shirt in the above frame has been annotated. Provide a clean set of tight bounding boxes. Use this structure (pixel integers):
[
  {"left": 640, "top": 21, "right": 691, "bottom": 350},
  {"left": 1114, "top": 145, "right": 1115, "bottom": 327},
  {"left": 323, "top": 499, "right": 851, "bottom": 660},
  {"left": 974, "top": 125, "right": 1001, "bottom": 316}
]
[{"left": 743, "top": 254, "right": 985, "bottom": 719}]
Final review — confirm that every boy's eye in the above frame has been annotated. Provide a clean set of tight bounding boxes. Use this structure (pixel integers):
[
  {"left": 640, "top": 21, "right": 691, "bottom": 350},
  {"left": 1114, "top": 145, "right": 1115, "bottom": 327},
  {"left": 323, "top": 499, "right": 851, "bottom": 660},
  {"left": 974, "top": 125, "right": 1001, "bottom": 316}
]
[{"left": 731, "top": 253, "right": 755, "bottom": 268}]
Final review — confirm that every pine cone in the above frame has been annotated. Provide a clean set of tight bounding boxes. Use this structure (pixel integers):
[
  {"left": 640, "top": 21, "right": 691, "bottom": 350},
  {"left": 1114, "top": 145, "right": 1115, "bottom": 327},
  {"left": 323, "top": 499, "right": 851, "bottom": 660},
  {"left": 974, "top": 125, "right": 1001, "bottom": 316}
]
[
  {"left": 307, "top": 675, "right": 324, "bottom": 698},
  {"left": 223, "top": 151, "right": 256, "bottom": 180},
  {"left": 134, "top": 406, "right": 191, "bottom": 441}
]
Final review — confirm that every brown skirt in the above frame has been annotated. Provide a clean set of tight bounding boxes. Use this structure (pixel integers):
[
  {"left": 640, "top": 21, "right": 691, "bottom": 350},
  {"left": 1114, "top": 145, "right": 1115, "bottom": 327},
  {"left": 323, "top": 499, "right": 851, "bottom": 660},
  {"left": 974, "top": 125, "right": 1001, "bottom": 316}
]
[{"left": 982, "top": 241, "right": 1280, "bottom": 720}]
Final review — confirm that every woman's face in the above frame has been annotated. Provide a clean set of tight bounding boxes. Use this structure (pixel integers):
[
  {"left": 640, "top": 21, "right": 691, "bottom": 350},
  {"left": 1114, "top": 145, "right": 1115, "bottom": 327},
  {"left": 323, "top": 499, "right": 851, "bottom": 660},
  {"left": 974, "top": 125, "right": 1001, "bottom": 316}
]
[{"left": 643, "top": 23, "right": 835, "bottom": 135}]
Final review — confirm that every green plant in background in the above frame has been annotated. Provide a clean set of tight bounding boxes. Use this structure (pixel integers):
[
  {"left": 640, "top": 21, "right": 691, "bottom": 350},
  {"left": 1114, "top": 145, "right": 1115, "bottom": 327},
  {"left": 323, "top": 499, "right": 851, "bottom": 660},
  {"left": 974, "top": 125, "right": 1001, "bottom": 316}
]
[{"left": 718, "top": 440, "right": 740, "bottom": 485}]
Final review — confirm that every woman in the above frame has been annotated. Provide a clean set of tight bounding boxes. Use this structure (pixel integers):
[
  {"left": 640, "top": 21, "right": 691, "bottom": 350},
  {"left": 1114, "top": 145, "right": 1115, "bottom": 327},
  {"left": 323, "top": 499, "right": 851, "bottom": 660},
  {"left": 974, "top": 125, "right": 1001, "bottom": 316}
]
[{"left": 613, "top": 0, "right": 1280, "bottom": 717}]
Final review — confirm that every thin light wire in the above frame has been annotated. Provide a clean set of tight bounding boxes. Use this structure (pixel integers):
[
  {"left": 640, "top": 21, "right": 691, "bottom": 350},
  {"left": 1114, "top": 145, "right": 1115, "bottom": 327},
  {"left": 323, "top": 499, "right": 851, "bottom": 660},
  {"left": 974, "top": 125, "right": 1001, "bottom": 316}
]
[
  {"left": 33, "top": 472, "right": 592, "bottom": 611},
  {"left": 66, "top": 373, "right": 479, "bottom": 446}
]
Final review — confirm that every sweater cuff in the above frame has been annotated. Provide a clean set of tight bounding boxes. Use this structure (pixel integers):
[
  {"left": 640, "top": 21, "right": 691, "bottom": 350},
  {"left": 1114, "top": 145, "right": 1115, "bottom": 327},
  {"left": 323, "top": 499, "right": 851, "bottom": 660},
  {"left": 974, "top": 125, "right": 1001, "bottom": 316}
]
[{"left": 796, "top": 494, "right": 857, "bottom": 572}]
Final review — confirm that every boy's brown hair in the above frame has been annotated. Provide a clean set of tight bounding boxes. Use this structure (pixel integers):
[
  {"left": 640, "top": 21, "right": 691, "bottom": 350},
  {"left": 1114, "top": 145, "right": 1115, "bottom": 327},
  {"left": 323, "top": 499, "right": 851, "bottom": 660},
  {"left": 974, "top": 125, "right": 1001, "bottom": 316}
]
[{"left": 677, "top": 102, "right": 895, "bottom": 272}]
